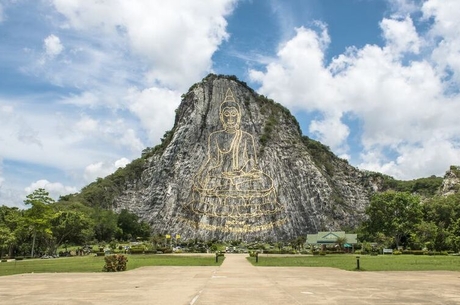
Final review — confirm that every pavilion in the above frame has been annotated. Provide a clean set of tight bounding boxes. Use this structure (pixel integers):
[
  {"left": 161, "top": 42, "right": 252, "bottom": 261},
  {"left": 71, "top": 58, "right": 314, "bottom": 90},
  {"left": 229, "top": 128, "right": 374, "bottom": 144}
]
[{"left": 306, "top": 231, "right": 358, "bottom": 252}]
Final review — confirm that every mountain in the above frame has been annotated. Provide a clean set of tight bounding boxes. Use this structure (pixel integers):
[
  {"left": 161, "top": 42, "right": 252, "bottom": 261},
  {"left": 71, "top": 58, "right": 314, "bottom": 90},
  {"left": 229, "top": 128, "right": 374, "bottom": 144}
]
[
  {"left": 68, "top": 74, "right": 450, "bottom": 241},
  {"left": 106, "top": 74, "right": 380, "bottom": 241}
]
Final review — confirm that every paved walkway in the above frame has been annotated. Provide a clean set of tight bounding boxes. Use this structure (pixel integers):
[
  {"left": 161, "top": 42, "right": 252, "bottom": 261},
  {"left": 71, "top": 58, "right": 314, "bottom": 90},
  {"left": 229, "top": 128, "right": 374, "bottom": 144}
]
[
  {"left": 1, "top": 254, "right": 459, "bottom": 304},
  {"left": 194, "top": 254, "right": 460, "bottom": 305}
]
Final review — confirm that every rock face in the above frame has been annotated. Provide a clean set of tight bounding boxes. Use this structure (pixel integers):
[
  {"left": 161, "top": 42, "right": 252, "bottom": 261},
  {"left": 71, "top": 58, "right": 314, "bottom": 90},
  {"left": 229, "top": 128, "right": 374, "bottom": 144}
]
[
  {"left": 440, "top": 166, "right": 460, "bottom": 196},
  {"left": 114, "top": 74, "right": 375, "bottom": 241}
]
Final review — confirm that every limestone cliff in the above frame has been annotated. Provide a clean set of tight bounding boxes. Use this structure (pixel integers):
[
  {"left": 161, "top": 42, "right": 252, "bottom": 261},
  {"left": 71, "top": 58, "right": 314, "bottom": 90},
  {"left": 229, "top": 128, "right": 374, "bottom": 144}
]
[
  {"left": 111, "top": 74, "right": 378, "bottom": 241},
  {"left": 440, "top": 166, "right": 460, "bottom": 196}
]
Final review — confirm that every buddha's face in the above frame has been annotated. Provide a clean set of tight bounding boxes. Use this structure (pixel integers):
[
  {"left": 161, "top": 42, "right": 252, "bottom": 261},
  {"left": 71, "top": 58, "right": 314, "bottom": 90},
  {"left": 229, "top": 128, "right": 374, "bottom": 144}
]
[{"left": 221, "top": 106, "right": 240, "bottom": 131}]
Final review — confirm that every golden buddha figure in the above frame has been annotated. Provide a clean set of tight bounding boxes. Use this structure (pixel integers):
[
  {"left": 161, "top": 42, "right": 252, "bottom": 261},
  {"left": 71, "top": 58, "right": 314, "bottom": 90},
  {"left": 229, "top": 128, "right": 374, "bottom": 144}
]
[{"left": 186, "top": 89, "right": 282, "bottom": 224}]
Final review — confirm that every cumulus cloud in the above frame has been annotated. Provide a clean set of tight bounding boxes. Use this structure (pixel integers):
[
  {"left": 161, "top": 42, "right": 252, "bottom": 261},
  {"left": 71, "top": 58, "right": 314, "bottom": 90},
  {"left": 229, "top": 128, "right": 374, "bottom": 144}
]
[
  {"left": 387, "top": 0, "right": 419, "bottom": 18},
  {"left": 423, "top": 0, "right": 460, "bottom": 85},
  {"left": 44, "top": 34, "right": 64, "bottom": 57},
  {"left": 50, "top": 0, "right": 236, "bottom": 90},
  {"left": 83, "top": 158, "right": 130, "bottom": 183},
  {"left": 380, "top": 16, "right": 420, "bottom": 55},
  {"left": 127, "top": 86, "right": 181, "bottom": 142},
  {"left": 25, "top": 179, "right": 78, "bottom": 200},
  {"left": 250, "top": 2, "right": 460, "bottom": 179},
  {"left": 72, "top": 114, "right": 145, "bottom": 153}
]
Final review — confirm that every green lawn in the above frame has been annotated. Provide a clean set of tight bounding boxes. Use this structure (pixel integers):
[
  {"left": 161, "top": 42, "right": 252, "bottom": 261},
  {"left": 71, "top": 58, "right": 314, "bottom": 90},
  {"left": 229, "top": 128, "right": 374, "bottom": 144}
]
[
  {"left": 0, "top": 254, "right": 223, "bottom": 276},
  {"left": 247, "top": 254, "right": 460, "bottom": 271}
]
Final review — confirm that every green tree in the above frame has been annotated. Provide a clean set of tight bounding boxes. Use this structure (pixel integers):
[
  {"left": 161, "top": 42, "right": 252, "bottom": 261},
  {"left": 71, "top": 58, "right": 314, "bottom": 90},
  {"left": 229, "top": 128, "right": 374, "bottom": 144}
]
[
  {"left": 51, "top": 210, "right": 94, "bottom": 252},
  {"left": 411, "top": 221, "right": 438, "bottom": 250},
  {"left": 92, "top": 209, "right": 119, "bottom": 242},
  {"left": 117, "top": 209, "right": 143, "bottom": 241},
  {"left": 24, "top": 189, "right": 55, "bottom": 257},
  {"left": 0, "top": 206, "right": 22, "bottom": 257},
  {"left": 335, "top": 236, "right": 347, "bottom": 251},
  {"left": 447, "top": 218, "right": 460, "bottom": 252},
  {"left": 362, "top": 191, "right": 422, "bottom": 249},
  {"left": 421, "top": 194, "right": 460, "bottom": 251}
]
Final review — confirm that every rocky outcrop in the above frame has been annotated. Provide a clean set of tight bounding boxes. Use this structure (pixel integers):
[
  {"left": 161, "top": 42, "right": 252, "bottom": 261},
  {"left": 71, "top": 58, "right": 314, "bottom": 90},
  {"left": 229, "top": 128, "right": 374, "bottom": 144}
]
[
  {"left": 114, "top": 74, "right": 375, "bottom": 241},
  {"left": 440, "top": 166, "right": 460, "bottom": 196}
]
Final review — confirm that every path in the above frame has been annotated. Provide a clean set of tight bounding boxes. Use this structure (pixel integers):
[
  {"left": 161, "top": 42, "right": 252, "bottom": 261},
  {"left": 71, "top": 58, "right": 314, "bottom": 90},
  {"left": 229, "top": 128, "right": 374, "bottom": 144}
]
[
  {"left": 0, "top": 254, "right": 459, "bottom": 304},
  {"left": 194, "top": 254, "right": 460, "bottom": 304},
  {"left": 193, "top": 253, "right": 298, "bottom": 304}
]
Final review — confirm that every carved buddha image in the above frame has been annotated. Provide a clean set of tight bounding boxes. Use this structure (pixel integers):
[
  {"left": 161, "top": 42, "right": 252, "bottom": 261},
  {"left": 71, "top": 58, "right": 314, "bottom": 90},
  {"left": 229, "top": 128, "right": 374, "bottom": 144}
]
[{"left": 186, "top": 89, "right": 283, "bottom": 228}]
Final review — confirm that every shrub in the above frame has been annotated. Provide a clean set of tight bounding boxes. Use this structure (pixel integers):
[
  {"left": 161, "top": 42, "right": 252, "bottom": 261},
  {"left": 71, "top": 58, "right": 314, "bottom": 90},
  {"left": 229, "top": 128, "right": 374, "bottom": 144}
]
[
  {"left": 1, "top": 259, "right": 7, "bottom": 262},
  {"left": 156, "top": 247, "right": 173, "bottom": 254},
  {"left": 96, "top": 252, "right": 105, "bottom": 256},
  {"left": 15, "top": 257, "right": 24, "bottom": 261},
  {"left": 402, "top": 250, "right": 424, "bottom": 255},
  {"left": 129, "top": 249, "right": 144, "bottom": 254},
  {"left": 393, "top": 250, "right": 402, "bottom": 255},
  {"left": 102, "top": 254, "right": 128, "bottom": 272}
]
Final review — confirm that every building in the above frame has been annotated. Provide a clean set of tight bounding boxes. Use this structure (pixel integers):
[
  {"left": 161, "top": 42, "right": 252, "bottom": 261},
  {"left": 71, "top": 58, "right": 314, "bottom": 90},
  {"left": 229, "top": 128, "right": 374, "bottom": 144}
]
[{"left": 306, "top": 231, "right": 358, "bottom": 252}]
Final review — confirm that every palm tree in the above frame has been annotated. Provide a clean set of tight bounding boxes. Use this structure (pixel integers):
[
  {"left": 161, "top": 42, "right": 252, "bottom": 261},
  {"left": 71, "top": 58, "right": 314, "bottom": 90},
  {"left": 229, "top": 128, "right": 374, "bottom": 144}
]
[{"left": 335, "top": 236, "right": 347, "bottom": 251}]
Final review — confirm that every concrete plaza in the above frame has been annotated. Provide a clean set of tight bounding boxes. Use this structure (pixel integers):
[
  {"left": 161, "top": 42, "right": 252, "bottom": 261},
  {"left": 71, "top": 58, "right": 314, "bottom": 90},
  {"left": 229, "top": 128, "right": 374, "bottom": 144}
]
[{"left": 0, "top": 254, "right": 459, "bottom": 304}]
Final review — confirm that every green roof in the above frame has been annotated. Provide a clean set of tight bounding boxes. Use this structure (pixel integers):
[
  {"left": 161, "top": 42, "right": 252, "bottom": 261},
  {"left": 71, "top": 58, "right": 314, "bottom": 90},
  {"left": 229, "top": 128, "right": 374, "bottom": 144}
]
[{"left": 306, "top": 232, "right": 357, "bottom": 245}]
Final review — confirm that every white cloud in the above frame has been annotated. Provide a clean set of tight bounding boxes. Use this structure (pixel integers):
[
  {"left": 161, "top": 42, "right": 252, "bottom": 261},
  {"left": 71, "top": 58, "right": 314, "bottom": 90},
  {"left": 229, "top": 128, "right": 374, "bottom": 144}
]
[
  {"left": 50, "top": 0, "right": 236, "bottom": 90},
  {"left": 387, "top": 0, "right": 419, "bottom": 18},
  {"left": 115, "top": 157, "right": 130, "bottom": 168},
  {"left": 83, "top": 158, "right": 130, "bottom": 183},
  {"left": 0, "top": 188, "right": 25, "bottom": 208},
  {"left": 250, "top": 9, "right": 460, "bottom": 179},
  {"left": 76, "top": 115, "right": 98, "bottom": 133},
  {"left": 359, "top": 138, "right": 460, "bottom": 179},
  {"left": 423, "top": 0, "right": 460, "bottom": 85},
  {"left": 380, "top": 16, "right": 421, "bottom": 55},
  {"left": 309, "top": 116, "right": 350, "bottom": 151},
  {"left": 25, "top": 179, "right": 77, "bottom": 200},
  {"left": 127, "top": 86, "right": 181, "bottom": 142},
  {"left": 44, "top": 34, "right": 64, "bottom": 57}
]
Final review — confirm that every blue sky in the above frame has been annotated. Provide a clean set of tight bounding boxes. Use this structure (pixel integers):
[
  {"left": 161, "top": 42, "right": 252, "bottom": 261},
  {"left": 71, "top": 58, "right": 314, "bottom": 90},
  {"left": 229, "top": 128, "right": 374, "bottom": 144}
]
[{"left": 1, "top": 0, "right": 460, "bottom": 207}]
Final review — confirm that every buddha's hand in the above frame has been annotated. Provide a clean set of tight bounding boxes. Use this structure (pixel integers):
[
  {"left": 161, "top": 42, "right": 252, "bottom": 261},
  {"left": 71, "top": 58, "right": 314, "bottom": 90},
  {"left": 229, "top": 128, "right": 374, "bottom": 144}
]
[
  {"left": 222, "top": 170, "right": 244, "bottom": 177},
  {"left": 248, "top": 169, "right": 262, "bottom": 178}
]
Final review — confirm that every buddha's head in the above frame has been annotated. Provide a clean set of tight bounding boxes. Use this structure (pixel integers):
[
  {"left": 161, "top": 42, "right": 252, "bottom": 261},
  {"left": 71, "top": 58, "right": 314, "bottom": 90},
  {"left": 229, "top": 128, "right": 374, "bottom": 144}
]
[{"left": 220, "top": 89, "right": 241, "bottom": 131}]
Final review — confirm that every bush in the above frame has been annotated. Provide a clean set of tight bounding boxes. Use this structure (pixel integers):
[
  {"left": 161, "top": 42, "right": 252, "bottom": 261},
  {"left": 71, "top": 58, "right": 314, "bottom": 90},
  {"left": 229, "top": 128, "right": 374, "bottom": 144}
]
[
  {"left": 129, "top": 249, "right": 144, "bottom": 254},
  {"left": 393, "top": 250, "right": 402, "bottom": 255},
  {"left": 102, "top": 254, "right": 128, "bottom": 272},
  {"left": 15, "top": 257, "right": 24, "bottom": 261},
  {"left": 156, "top": 247, "right": 173, "bottom": 254},
  {"left": 96, "top": 252, "right": 105, "bottom": 256},
  {"left": 402, "top": 250, "right": 424, "bottom": 255},
  {"left": 1, "top": 259, "right": 7, "bottom": 262}
]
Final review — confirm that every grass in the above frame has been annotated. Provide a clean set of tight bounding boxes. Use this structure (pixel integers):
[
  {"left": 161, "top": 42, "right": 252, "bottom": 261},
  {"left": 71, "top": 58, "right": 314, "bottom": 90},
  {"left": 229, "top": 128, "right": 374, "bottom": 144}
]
[
  {"left": 247, "top": 254, "right": 460, "bottom": 271},
  {"left": 0, "top": 254, "right": 223, "bottom": 277}
]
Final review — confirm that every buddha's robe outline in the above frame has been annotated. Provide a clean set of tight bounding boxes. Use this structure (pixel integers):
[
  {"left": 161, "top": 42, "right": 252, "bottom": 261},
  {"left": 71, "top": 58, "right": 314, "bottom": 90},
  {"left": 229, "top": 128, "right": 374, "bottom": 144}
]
[
  {"left": 185, "top": 88, "right": 282, "bottom": 219},
  {"left": 194, "top": 128, "right": 273, "bottom": 197}
]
